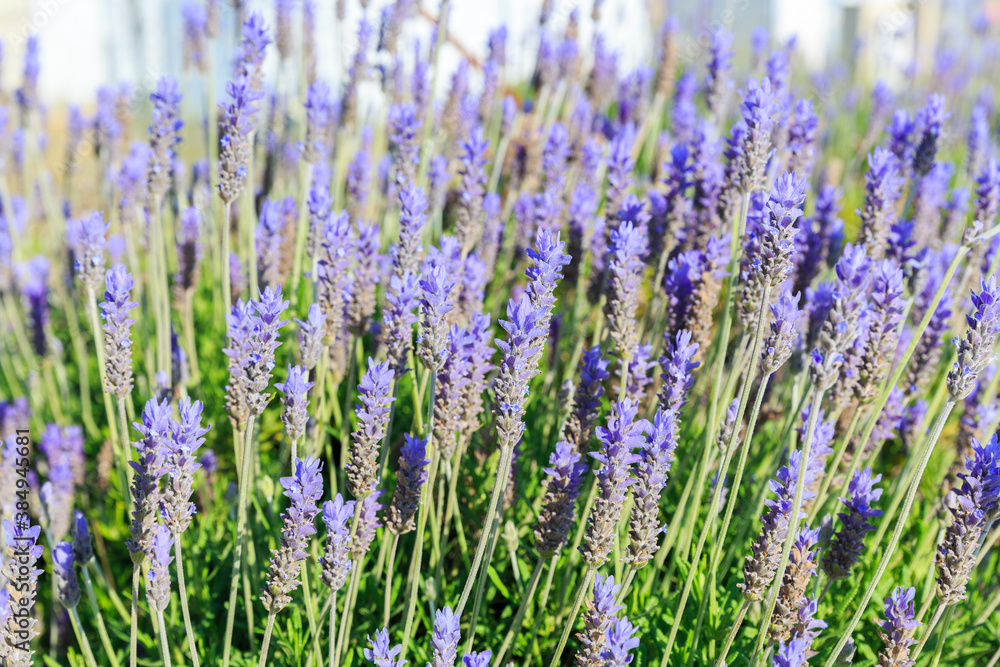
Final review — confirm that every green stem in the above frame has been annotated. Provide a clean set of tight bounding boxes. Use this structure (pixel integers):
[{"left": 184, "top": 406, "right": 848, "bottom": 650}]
[
  {"left": 174, "top": 538, "right": 201, "bottom": 667},
  {"left": 130, "top": 564, "right": 139, "bottom": 667},
  {"left": 384, "top": 534, "right": 400, "bottom": 628},
  {"left": 82, "top": 563, "right": 121, "bottom": 667},
  {"left": 222, "top": 200, "right": 233, "bottom": 320},
  {"left": 808, "top": 405, "right": 864, "bottom": 524},
  {"left": 492, "top": 557, "right": 546, "bottom": 667},
  {"left": 546, "top": 566, "right": 596, "bottom": 667},
  {"left": 258, "top": 612, "right": 278, "bottom": 667},
  {"left": 714, "top": 600, "right": 750, "bottom": 667},
  {"left": 659, "top": 284, "right": 772, "bottom": 667},
  {"left": 328, "top": 590, "right": 338, "bottom": 667},
  {"left": 526, "top": 554, "right": 560, "bottom": 666},
  {"left": 750, "top": 385, "right": 825, "bottom": 664},
  {"left": 68, "top": 605, "right": 100, "bottom": 667},
  {"left": 223, "top": 414, "right": 258, "bottom": 667},
  {"left": 400, "top": 441, "right": 440, "bottom": 659},
  {"left": 913, "top": 604, "right": 946, "bottom": 661},
  {"left": 820, "top": 399, "right": 956, "bottom": 667},
  {"left": 156, "top": 608, "right": 173, "bottom": 667},
  {"left": 928, "top": 606, "right": 955, "bottom": 667},
  {"left": 291, "top": 161, "right": 312, "bottom": 298}
]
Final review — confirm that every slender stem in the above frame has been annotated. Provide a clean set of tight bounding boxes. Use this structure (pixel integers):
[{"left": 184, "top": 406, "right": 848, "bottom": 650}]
[
  {"left": 184, "top": 288, "right": 201, "bottom": 382},
  {"left": 68, "top": 605, "right": 100, "bottom": 667},
  {"left": 985, "top": 641, "right": 1000, "bottom": 667},
  {"left": 174, "top": 538, "right": 201, "bottom": 667},
  {"left": 303, "top": 554, "right": 323, "bottom": 664},
  {"left": 821, "top": 399, "right": 956, "bottom": 667},
  {"left": 809, "top": 405, "right": 864, "bottom": 524},
  {"left": 928, "top": 606, "right": 954, "bottom": 667},
  {"left": 82, "top": 564, "right": 121, "bottom": 667},
  {"left": 400, "top": 444, "right": 440, "bottom": 659},
  {"left": 526, "top": 555, "right": 560, "bottom": 667},
  {"left": 913, "top": 604, "right": 946, "bottom": 661},
  {"left": 222, "top": 200, "right": 233, "bottom": 319},
  {"left": 715, "top": 600, "right": 750, "bottom": 667},
  {"left": 258, "top": 612, "right": 278, "bottom": 667},
  {"left": 223, "top": 414, "right": 258, "bottom": 667},
  {"left": 465, "top": 487, "right": 506, "bottom": 650},
  {"left": 546, "top": 566, "right": 596, "bottom": 667},
  {"left": 660, "top": 285, "right": 772, "bottom": 667},
  {"left": 156, "top": 609, "right": 173, "bottom": 667},
  {"left": 456, "top": 443, "right": 514, "bottom": 615},
  {"left": 614, "top": 567, "right": 636, "bottom": 607},
  {"left": 130, "top": 563, "right": 139, "bottom": 667},
  {"left": 750, "top": 385, "right": 825, "bottom": 664},
  {"left": 328, "top": 590, "right": 338, "bottom": 667},
  {"left": 384, "top": 534, "right": 400, "bottom": 628},
  {"left": 492, "top": 557, "right": 546, "bottom": 667},
  {"left": 291, "top": 161, "right": 312, "bottom": 298}
]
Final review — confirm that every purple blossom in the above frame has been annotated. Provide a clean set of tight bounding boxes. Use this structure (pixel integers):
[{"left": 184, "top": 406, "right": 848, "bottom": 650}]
[
  {"left": 146, "top": 525, "right": 174, "bottom": 612},
  {"left": 175, "top": 207, "right": 203, "bottom": 292},
  {"left": 316, "top": 210, "right": 352, "bottom": 342},
  {"left": 582, "top": 398, "right": 648, "bottom": 567},
  {"left": 455, "top": 127, "right": 489, "bottom": 256},
  {"left": 296, "top": 303, "right": 327, "bottom": 372},
  {"left": 626, "top": 408, "right": 678, "bottom": 566},
  {"left": 601, "top": 616, "right": 640, "bottom": 667},
  {"left": 733, "top": 77, "right": 776, "bottom": 194},
  {"left": 493, "top": 295, "right": 546, "bottom": 448},
  {"left": 705, "top": 28, "right": 733, "bottom": 116},
  {"left": 857, "top": 147, "right": 905, "bottom": 259},
  {"left": 237, "top": 12, "right": 271, "bottom": 93},
  {"left": 303, "top": 81, "right": 332, "bottom": 163},
  {"left": 535, "top": 441, "right": 588, "bottom": 556},
  {"left": 576, "top": 572, "right": 625, "bottom": 665},
  {"left": 127, "top": 398, "right": 173, "bottom": 563},
  {"left": 762, "top": 289, "right": 805, "bottom": 374},
  {"left": 161, "top": 397, "right": 210, "bottom": 535},
  {"left": 786, "top": 99, "right": 818, "bottom": 178},
  {"left": 256, "top": 198, "right": 286, "bottom": 289},
  {"left": 417, "top": 264, "right": 456, "bottom": 371},
  {"left": 913, "top": 94, "right": 949, "bottom": 176},
  {"left": 276, "top": 365, "right": 313, "bottom": 444},
  {"left": 352, "top": 491, "right": 384, "bottom": 557},
  {"left": 72, "top": 211, "right": 108, "bottom": 289},
  {"left": 877, "top": 587, "right": 920, "bottom": 667},
  {"left": 947, "top": 274, "right": 1000, "bottom": 399},
  {"left": 100, "top": 264, "right": 139, "bottom": 398},
  {"left": 658, "top": 330, "right": 700, "bottom": 418},
  {"left": 320, "top": 493, "right": 355, "bottom": 592},
  {"left": 388, "top": 102, "right": 420, "bottom": 185},
  {"left": 823, "top": 468, "right": 883, "bottom": 580},
  {"left": 605, "top": 219, "right": 647, "bottom": 361},
  {"left": 262, "top": 456, "right": 324, "bottom": 613},
  {"left": 386, "top": 434, "right": 429, "bottom": 535},
  {"left": 346, "top": 126, "right": 373, "bottom": 220},
  {"left": 346, "top": 359, "right": 395, "bottom": 498},
  {"left": 218, "top": 77, "right": 264, "bottom": 203},
  {"left": 347, "top": 219, "right": 381, "bottom": 335},
  {"left": 364, "top": 628, "right": 405, "bottom": 667},
  {"left": 147, "top": 76, "right": 184, "bottom": 203},
  {"left": 810, "top": 243, "right": 872, "bottom": 390},
  {"left": 53, "top": 541, "right": 81, "bottom": 608},
  {"left": 429, "top": 606, "right": 461, "bottom": 667},
  {"left": 967, "top": 104, "right": 990, "bottom": 177}
]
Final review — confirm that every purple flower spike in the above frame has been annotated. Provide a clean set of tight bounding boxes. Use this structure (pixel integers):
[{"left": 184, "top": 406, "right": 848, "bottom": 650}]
[
  {"left": 856, "top": 259, "right": 905, "bottom": 401},
  {"left": 824, "top": 468, "right": 883, "bottom": 580},
  {"left": 218, "top": 77, "right": 264, "bottom": 203},
  {"left": 71, "top": 510, "right": 93, "bottom": 565},
  {"left": 276, "top": 365, "right": 313, "bottom": 444},
  {"left": 456, "top": 127, "right": 489, "bottom": 257},
  {"left": 576, "top": 572, "right": 625, "bottom": 666},
  {"left": 772, "top": 636, "right": 811, "bottom": 667},
  {"left": 147, "top": 76, "right": 184, "bottom": 203},
  {"left": 974, "top": 156, "right": 1000, "bottom": 230},
  {"left": 606, "top": 220, "right": 647, "bottom": 361},
  {"left": 388, "top": 102, "right": 420, "bottom": 185},
  {"left": 658, "top": 330, "right": 700, "bottom": 419},
  {"left": 418, "top": 264, "right": 456, "bottom": 371},
  {"left": 100, "top": 264, "right": 139, "bottom": 398},
  {"left": 462, "top": 651, "right": 491, "bottom": 667},
  {"left": 526, "top": 228, "right": 571, "bottom": 338},
  {"left": 878, "top": 586, "right": 920, "bottom": 667},
  {"left": 395, "top": 183, "right": 427, "bottom": 275},
  {"left": 786, "top": 98, "right": 819, "bottom": 178},
  {"left": 386, "top": 434, "right": 430, "bottom": 536},
  {"left": 705, "top": 28, "right": 733, "bottom": 116},
  {"left": 262, "top": 456, "right": 324, "bottom": 613},
  {"left": 913, "top": 94, "right": 949, "bottom": 176},
  {"left": 762, "top": 290, "right": 804, "bottom": 374},
  {"left": 857, "top": 147, "right": 906, "bottom": 260},
  {"left": 352, "top": 491, "right": 384, "bottom": 558},
  {"left": 53, "top": 541, "right": 81, "bottom": 608},
  {"left": 627, "top": 408, "right": 678, "bottom": 566},
  {"left": 734, "top": 76, "right": 777, "bottom": 194},
  {"left": 535, "top": 441, "right": 588, "bottom": 557},
  {"left": 175, "top": 207, "right": 203, "bottom": 292},
  {"left": 383, "top": 272, "right": 421, "bottom": 377},
  {"left": 601, "top": 616, "right": 640, "bottom": 667},
  {"left": 146, "top": 525, "right": 174, "bottom": 612},
  {"left": 127, "top": 398, "right": 173, "bottom": 563},
  {"left": 162, "top": 397, "right": 210, "bottom": 536},
  {"left": 346, "top": 359, "right": 396, "bottom": 498},
  {"left": 320, "top": 493, "right": 355, "bottom": 593},
  {"left": 72, "top": 211, "right": 109, "bottom": 289},
  {"left": 237, "top": 12, "right": 271, "bottom": 93},
  {"left": 494, "top": 295, "right": 547, "bottom": 449},
  {"left": 947, "top": 274, "right": 1000, "bottom": 399},
  {"left": 582, "top": 398, "right": 649, "bottom": 567},
  {"left": 429, "top": 606, "right": 461, "bottom": 667},
  {"left": 364, "top": 628, "right": 405, "bottom": 667},
  {"left": 296, "top": 303, "right": 327, "bottom": 372},
  {"left": 303, "top": 80, "right": 331, "bottom": 163}
]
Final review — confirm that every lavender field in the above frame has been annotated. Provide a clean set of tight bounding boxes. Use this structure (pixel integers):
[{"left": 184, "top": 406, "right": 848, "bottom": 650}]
[{"left": 0, "top": 1, "right": 999, "bottom": 666}]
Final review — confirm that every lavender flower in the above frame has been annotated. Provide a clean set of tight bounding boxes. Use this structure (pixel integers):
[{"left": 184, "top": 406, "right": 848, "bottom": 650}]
[
  {"left": 604, "top": 126, "right": 636, "bottom": 226},
  {"left": 100, "top": 264, "right": 139, "bottom": 398},
  {"left": 346, "top": 127, "right": 373, "bottom": 220},
  {"left": 762, "top": 290, "right": 805, "bottom": 374},
  {"left": 71, "top": 510, "right": 93, "bottom": 565},
  {"left": 127, "top": 398, "right": 173, "bottom": 564},
  {"left": 303, "top": 81, "right": 331, "bottom": 163},
  {"left": 534, "top": 441, "right": 587, "bottom": 557},
  {"left": 855, "top": 260, "right": 906, "bottom": 401},
  {"left": 146, "top": 525, "right": 174, "bottom": 612},
  {"left": 256, "top": 198, "right": 285, "bottom": 289},
  {"left": 823, "top": 468, "right": 883, "bottom": 580},
  {"left": 429, "top": 606, "right": 461, "bottom": 667},
  {"left": 936, "top": 434, "right": 1000, "bottom": 605},
  {"left": 462, "top": 652, "right": 491, "bottom": 667},
  {"left": 455, "top": 127, "right": 489, "bottom": 257},
  {"left": 575, "top": 573, "right": 624, "bottom": 666},
  {"left": 53, "top": 541, "right": 81, "bottom": 608},
  {"left": 316, "top": 210, "right": 352, "bottom": 342},
  {"left": 18, "top": 256, "right": 50, "bottom": 358},
  {"left": 704, "top": 28, "right": 733, "bottom": 116},
  {"left": 417, "top": 264, "right": 456, "bottom": 371},
  {"left": 626, "top": 408, "right": 678, "bottom": 567},
  {"left": 182, "top": 2, "right": 208, "bottom": 72},
  {"left": 161, "top": 397, "right": 210, "bottom": 536},
  {"left": 786, "top": 99, "right": 818, "bottom": 178},
  {"left": 564, "top": 346, "right": 610, "bottom": 453},
  {"left": 526, "top": 227, "right": 571, "bottom": 341},
  {"left": 810, "top": 243, "right": 872, "bottom": 390},
  {"left": 769, "top": 525, "right": 820, "bottom": 643},
  {"left": 1, "top": 519, "right": 43, "bottom": 663},
  {"left": 734, "top": 77, "right": 776, "bottom": 195},
  {"left": 394, "top": 184, "right": 427, "bottom": 275},
  {"left": 352, "top": 491, "right": 384, "bottom": 557},
  {"left": 581, "top": 399, "right": 648, "bottom": 567},
  {"left": 364, "top": 628, "right": 405, "bottom": 667},
  {"left": 346, "top": 359, "right": 395, "bottom": 498},
  {"left": 605, "top": 220, "right": 647, "bottom": 362},
  {"left": 967, "top": 105, "right": 990, "bottom": 177},
  {"left": 147, "top": 76, "right": 184, "bottom": 203},
  {"left": 877, "top": 587, "right": 920, "bottom": 667},
  {"left": 237, "top": 12, "right": 271, "bottom": 94},
  {"left": 296, "top": 303, "right": 327, "bottom": 372},
  {"left": 347, "top": 220, "right": 380, "bottom": 335},
  {"left": 320, "top": 493, "right": 355, "bottom": 592},
  {"left": 947, "top": 274, "right": 1000, "bottom": 399},
  {"left": 386, "top": 434, "right": 429, "bottom": 535},
  {"left": 773, "top": 636, "right": 811, "bottom": 667},
  {"left": 175, "top": 207, "right": 203, "bottom": 292},
  {"left": 974, "top": 156, "right": 1000, "bottom": 232},
  {"left": 72, "top": 211, "right": 109, "bottom": 289},
  {"left": 218, "top": 77, "right": 264, "bottom": 203},
  {"left": 658, "top": 330, "right": 700, "bottom": 419},
  {"left": 913, "top": 94, "right": 949, "bottom": 177},
  {"left": 383, "top": 272, "right": 420, "bottom": 377},
  {"left": 275, "top": 365, "right": 313, "bottom": 445},
  {"left": 857, "top": 147, "right": 905, "bottom": 259},
  {"left": 741, "top": 448, "right": 814, "bottom": 602},
  {"left": 388, "top": 103, "right": 421, "bottom": 185},
  {"left": 262, "top": 456, "right": 324, "bottom": 613},
  {"left": 493, "top": 296, "right": 546, "bottom": 449}
]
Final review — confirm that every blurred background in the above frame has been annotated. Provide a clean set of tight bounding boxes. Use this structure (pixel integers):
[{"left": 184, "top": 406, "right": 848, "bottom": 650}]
[{"left": 0, "top": 0, "right": 996, "bottom": 106}]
